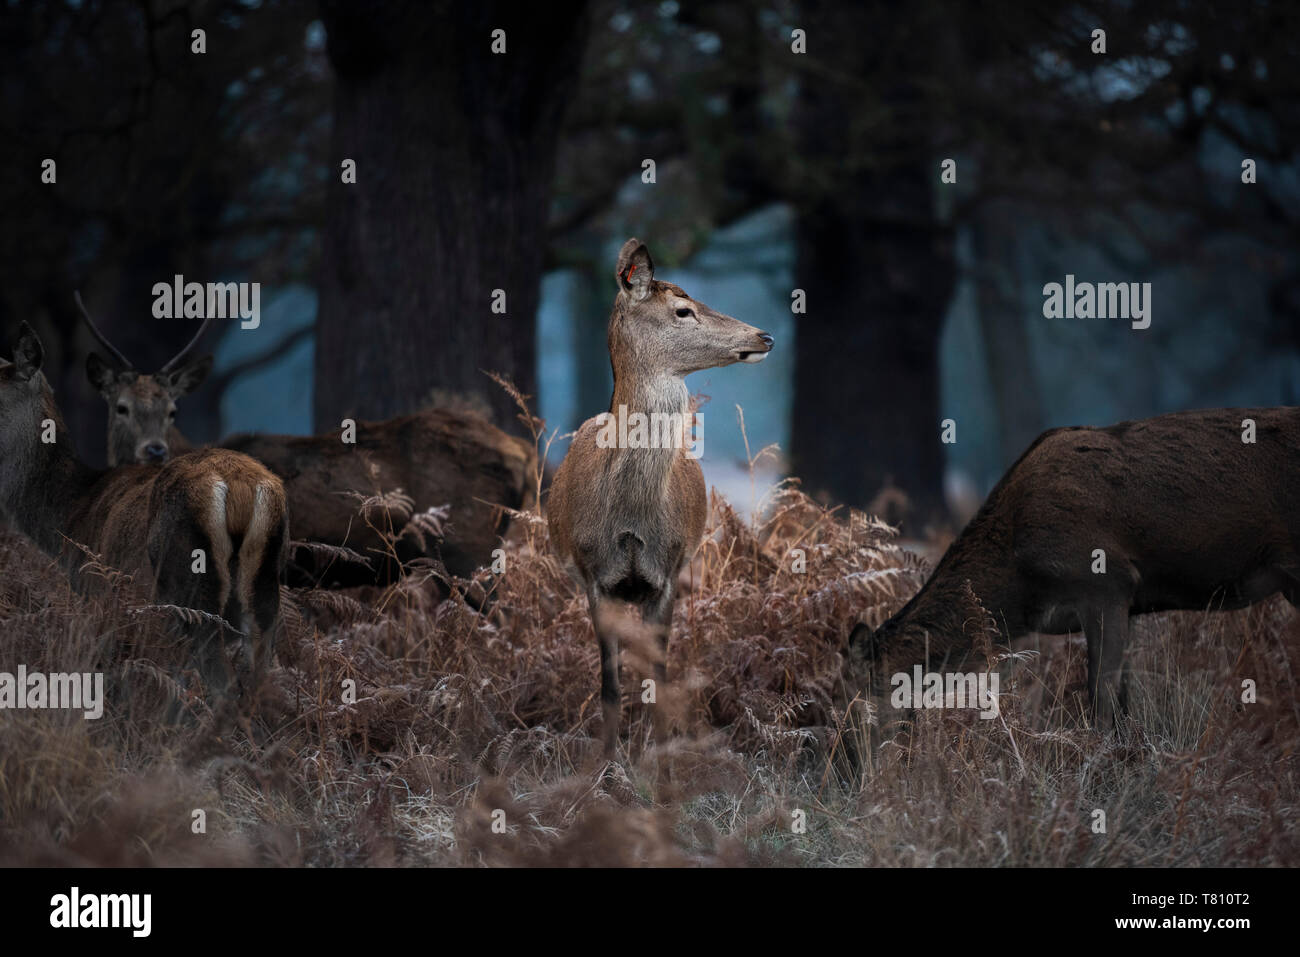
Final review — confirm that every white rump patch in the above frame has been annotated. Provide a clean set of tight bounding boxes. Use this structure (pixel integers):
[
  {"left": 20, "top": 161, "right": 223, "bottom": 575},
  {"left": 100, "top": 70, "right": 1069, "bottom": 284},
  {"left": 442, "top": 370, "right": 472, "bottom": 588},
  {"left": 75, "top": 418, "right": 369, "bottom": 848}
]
[
  {"left": 209, "top": 480, "right": 233, "bottom": 610},
  {"left": 211, "top": 480, "right": 229, "bottom": 525}
]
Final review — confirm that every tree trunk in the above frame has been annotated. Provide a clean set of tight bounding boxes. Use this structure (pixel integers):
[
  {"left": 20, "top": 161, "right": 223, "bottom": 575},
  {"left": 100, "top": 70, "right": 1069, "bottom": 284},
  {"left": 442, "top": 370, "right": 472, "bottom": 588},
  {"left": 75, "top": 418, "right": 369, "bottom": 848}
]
[
  {"left": 315, "top": 0, "right": 588, "bottom": 433},
  {"left": 788, "top": 5, "right": 956, "bottom": 526},
  {"left": 790, "top": 192, "right": 954, "bottom": 523}
]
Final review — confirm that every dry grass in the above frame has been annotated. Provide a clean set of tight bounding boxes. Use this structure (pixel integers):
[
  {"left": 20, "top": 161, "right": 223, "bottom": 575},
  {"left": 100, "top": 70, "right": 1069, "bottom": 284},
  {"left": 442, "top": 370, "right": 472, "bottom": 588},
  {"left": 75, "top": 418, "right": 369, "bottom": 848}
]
[{"left": 1, "top": 417, "right": 1297, "bottom": 867}]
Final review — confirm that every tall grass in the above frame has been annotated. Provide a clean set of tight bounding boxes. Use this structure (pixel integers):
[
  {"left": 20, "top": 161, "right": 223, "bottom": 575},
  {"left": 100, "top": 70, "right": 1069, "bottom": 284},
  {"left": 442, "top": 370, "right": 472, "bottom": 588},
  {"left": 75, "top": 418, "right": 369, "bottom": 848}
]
[{"left": 1, "top": 407, "right": 1296, "bottom": 865}]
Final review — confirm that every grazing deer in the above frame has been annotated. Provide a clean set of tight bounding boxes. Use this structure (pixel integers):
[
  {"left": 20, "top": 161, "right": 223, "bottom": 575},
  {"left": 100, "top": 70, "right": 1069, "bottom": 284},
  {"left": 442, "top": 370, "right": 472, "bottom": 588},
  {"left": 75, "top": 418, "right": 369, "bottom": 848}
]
[
  {"left": 1, "top": 322, "right": 288, "bottom": 700},
  {"left": 76, "top": 293, "right": 534, "bottom": 583},
  {"left": 548, "top": 238, "right": 774, "bottom": 756},
  {"left": 849, "top": 408, "right": 1300, "bottom": 727}
]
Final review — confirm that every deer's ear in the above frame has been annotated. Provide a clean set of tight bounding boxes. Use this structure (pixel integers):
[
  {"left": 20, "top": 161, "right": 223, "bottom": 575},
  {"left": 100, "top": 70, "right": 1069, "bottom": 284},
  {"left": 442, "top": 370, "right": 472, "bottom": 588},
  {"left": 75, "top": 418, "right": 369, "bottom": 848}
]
[
  {"left": 86, "top": 352, "right": 120, "bottom": 395},
  {"left": 164, "top": 354, "right": 212, "bottom": 396},
  {"left": 616, "top": 238, "right": 654, "bottom": 302},
  {"left": 12, "top": 322, "right": 44, "bottom": 382}
]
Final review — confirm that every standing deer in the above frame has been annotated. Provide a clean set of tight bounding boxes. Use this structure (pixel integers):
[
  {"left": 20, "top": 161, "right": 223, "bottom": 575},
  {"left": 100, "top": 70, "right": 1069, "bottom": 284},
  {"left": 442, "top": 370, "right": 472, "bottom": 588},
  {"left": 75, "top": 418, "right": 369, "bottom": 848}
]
[
  {"left": 849, "top": 409, "right": 1300, "bottom": 727},
  {"left": 77, "top": 293, "right": 533, "bottom": 583},
  {"left": 1, "top": 322, "right": 288, "bottom": 700},
  {"left": 548, "top": 239, "right": 774, "bottom": 756}
]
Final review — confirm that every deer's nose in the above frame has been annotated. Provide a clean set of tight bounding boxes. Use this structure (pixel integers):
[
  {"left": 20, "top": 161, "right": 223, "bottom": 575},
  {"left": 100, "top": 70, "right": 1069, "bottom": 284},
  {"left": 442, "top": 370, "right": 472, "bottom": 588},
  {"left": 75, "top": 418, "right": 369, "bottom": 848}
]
[
  {"left": 143, "top": 442, "right": 168, "bottom": 462},
  {"left": 759, "top": 333, "right": 774, "bottom": 348}
]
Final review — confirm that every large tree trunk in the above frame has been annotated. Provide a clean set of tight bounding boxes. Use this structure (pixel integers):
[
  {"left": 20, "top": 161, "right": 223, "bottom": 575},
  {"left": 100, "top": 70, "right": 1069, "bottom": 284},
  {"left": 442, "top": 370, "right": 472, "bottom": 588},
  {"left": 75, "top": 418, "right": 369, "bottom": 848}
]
[
  {"left": 790, "top": 186, "right": 954, "bottom": 523},
  {"left": 315, "top": 1, "right": 588, "bottom": 433},
  {"left": 789, "top": 6, "right": 956, "bottom": 526}
]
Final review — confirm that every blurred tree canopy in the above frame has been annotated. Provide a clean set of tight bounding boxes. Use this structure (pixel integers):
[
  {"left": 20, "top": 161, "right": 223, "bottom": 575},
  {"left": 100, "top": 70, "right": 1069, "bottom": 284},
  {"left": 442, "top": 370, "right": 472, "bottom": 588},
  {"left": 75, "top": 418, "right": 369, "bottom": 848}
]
[
  {"left": 2, "top": 0, "right": 1297, "bottom": 523},
  {"left": 0, "top": 0, "right": 328, "bottom": 461}
]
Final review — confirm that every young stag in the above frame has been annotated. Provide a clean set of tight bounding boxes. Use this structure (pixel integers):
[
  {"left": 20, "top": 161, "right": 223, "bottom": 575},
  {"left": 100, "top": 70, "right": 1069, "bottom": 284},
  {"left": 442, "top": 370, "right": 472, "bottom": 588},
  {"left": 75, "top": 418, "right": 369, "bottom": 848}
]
[
  {"left": 849, "top": 408, "right": 1300, "bottom": 728},
  {"left": 76, "top": 293, "right": 533, "bottom": 583},
  {"left": 548, "top": 238, "right": 774, "bottom": 756},
  {"left": 80, "top": 291, "right": 212, "bottom": 465},
  {"left": 1, "top": 322, "right": 287, "bottom": 700}
]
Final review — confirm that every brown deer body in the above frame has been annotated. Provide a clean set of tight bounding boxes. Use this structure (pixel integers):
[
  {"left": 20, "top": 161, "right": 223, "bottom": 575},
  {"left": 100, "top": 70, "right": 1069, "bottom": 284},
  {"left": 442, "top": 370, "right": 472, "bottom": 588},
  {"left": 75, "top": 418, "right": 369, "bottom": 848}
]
[
  {"left": 2, "top": 323, "right": 288, "bottom": 699},
  {"left": 221, "top": 411, "right": 532, "bottom": 581},
  {"left": 78, "top": 294, "right": 533, "bottom": 582},
  {"left": 850, "top": 408, "right": 1300, "bottom": 725},
  {"left": 548, "top": 239, "right": 774, "bottom": 755}
]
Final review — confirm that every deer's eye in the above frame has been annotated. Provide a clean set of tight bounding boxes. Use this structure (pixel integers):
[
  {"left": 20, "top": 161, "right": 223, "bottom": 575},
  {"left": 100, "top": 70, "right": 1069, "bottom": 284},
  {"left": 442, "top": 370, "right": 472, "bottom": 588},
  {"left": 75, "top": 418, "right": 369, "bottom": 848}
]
[
  {"left": 675, "top": 307, "right": 695, "bottom": 319},
  {"left": 116, "top": 404, "right": 129, "bottom": 416}
]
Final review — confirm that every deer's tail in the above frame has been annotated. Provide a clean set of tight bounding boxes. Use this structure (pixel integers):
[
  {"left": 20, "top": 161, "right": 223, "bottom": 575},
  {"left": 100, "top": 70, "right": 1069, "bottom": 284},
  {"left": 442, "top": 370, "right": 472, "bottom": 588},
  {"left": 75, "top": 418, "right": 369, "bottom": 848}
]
[
  {"left": 172, "top": 450, "right": 286, "bottom": 654},
  {"left": 212, "top": 466, "right": 287, "bottom": 635}
]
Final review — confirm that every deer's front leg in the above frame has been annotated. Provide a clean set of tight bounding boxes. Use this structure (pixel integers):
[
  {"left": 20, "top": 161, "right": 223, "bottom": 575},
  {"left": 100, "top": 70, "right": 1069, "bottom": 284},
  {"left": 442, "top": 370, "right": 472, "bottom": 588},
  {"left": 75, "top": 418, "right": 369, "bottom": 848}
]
[
  {"left": 589, "top": 587, "right": 622, "bottom": 758},
  {"left": 1084, "top": 599, "right": 1130, "bottom": 730}
]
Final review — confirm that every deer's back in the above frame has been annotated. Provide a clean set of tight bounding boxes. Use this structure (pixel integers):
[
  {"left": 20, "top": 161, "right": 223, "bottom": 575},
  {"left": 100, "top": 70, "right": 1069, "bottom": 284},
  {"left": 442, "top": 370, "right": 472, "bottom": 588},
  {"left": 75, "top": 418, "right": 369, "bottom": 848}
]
[
  {"left": 68, "top": 468, "right": 158, "bottom": 585},
  {"left": 944, "top": 406, "right": 1300, "bottom": 619},
  {"left": 1005, "top": 408, "right": 1295, "bottom": 538},
  {"left": 224, "top": 409, "right": 534, "bottom": 576}
]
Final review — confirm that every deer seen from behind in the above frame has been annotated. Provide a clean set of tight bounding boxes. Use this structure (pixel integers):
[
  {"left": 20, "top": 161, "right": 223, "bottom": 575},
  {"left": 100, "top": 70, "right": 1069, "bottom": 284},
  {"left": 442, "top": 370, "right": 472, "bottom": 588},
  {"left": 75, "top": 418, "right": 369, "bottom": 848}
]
[
  {"left": 548, "top": 238, "right": 774, "bottom": 756},
  {"left": 77, "top": 293, "right": 534, "bottom": 584},
  {"left": 1, "top": 322, "right": 288, "bottom": 704}
]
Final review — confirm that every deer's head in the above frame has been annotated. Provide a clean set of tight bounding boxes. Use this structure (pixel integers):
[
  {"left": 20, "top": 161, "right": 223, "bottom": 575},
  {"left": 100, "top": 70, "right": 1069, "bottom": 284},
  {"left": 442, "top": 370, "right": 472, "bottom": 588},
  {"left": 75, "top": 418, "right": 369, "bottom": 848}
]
[
  {"left": 77, "top": 292, "right": 212, "bottom": 466},
  {"left": 608, "top": 239, "right": 773, "bottom": 380},
  {"left": 0, "top": 323, "right": 59, "bottom": 491}
]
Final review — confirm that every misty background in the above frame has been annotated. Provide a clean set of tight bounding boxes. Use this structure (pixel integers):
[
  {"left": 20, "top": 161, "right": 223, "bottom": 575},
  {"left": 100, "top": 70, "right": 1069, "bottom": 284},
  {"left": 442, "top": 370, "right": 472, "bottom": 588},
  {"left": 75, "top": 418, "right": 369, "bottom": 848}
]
[{"left": 2, "top": 0, "right": 1296, "bottom": 533}]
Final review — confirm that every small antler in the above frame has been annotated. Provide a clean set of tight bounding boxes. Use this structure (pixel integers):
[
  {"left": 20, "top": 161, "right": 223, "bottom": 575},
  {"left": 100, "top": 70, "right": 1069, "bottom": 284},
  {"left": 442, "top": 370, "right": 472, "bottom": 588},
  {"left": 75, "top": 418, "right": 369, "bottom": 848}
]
[
  {"left": 158, "top": 314, "right": 214, "bottom": 374},
  {"left": 74, "top": 290, "right": 132, "bottom": 369}
]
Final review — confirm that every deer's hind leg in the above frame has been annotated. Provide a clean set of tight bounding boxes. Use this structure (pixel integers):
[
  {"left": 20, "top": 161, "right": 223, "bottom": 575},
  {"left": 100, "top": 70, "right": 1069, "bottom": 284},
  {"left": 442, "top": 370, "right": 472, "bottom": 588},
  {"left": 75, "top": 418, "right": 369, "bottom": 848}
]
[
  {"left": 245, "top": 528, "right": 286, "bottom": 692},
  {"left": 236, "top": 487, "right": 287, "bottom": 696},
  {"left": 149, "top": 510, "right": 236, "bottom": 705}
]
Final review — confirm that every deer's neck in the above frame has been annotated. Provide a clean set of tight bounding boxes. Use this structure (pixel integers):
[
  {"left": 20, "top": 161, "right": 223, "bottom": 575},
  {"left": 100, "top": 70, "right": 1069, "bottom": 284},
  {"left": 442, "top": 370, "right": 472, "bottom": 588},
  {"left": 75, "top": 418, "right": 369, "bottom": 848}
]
[
  {"left": 605, "top": 370, "right": 692, "bottom": 497},
  {"left": 1, "top": 417, "right": 101, "bottom": 557},
  {"left": 610, "top": 369, "right": 689, "bottom": 419}
]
